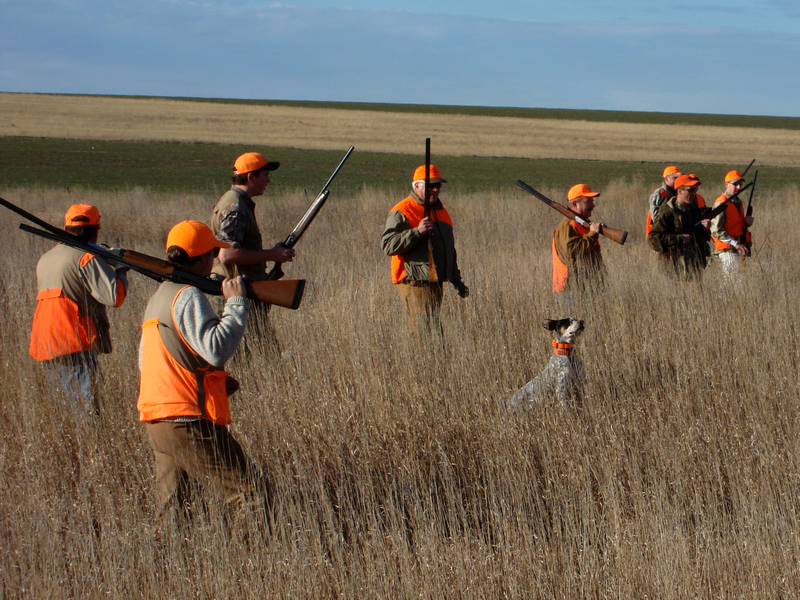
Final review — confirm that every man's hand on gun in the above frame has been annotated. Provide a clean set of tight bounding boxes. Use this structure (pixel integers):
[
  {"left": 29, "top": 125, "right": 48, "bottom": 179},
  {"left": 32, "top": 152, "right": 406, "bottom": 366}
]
[
  {"left": 222, "top": 275, "right": 247, "bottom": 299},
  {"left": 417, "top": 217, "right": 435, "bottom": 236},
  {"left": 270, "top": 242, "right": 296, "bottom": 263}
]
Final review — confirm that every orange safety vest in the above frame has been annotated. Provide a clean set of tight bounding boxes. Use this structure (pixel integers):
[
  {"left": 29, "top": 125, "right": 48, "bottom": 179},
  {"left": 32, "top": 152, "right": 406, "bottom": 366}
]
[
  {"left": 30, "top": 251, "right": 115, "bottom": 361},
  {"left": 552, "top": 220, "right": 594, "bottom": 293},
  {"left": 30, "top": 288, "right": 100, "bottom": 361},
  {"left": 389, "top": 196, "right": 453, "bottom": 284},
  {"left": 712, "top": 193, "right": 750, "bottom": 251},
  {"left": 137, "top": 282, "right": 231, "bottom": 425}
]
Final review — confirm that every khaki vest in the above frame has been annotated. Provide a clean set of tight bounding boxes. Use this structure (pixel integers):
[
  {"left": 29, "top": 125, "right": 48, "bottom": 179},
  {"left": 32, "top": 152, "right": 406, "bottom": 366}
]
[{"left": 137, "top": 282, "right": 231, "bottom": 425}]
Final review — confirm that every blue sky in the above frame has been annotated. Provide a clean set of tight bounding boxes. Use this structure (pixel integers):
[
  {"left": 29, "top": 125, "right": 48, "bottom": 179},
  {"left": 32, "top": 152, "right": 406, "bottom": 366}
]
[{"left": 1, "top": 0, "right": 799, "bottom": 116}]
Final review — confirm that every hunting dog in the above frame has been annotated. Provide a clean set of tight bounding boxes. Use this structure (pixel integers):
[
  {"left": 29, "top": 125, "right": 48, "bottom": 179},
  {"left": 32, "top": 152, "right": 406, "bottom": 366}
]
[{"left": 509, "top": 318, "right": 585, "bottom": 409}]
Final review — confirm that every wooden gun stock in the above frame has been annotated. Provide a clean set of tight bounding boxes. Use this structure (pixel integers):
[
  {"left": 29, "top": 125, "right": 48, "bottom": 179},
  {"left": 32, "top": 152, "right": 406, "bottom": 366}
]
[
  {"left": 121, "top": 249, "right": 305, "bottom": 309},
  {"left": 248, "top": 279, "right": 305, "bottom": 310},
  {"left": 12, "top": 215, "right": 306, "bottom": 310},
  {"left": 516, "top": 180, "right": 628, "bottom": 245}
]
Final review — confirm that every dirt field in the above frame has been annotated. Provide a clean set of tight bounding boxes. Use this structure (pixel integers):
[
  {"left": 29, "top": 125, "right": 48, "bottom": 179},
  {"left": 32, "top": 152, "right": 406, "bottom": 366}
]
[{"left": 3, "top": 92, "right": 799, "bottom": 167}]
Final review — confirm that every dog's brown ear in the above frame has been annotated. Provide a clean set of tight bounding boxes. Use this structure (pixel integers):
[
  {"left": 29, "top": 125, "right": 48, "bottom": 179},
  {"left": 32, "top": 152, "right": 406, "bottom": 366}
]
[{"left": 542, "top": 319, "right": 557, "bottom": 330}]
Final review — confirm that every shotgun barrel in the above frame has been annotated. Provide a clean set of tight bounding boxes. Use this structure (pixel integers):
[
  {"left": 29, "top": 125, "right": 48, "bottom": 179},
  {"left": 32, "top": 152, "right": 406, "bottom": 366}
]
[
  {"left": 266, "top": 145, "right": 354, "bottom": 281},
  {"left": 516, "top": 180, "right": 628, "bottom": 245}
]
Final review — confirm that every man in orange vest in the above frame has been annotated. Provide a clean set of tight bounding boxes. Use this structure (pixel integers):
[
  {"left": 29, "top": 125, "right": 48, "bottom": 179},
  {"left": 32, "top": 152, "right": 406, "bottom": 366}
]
[
  {"left": 30, "top": 204, "right": 129, "bottom": 419},
  {"left": 552, "top": 184, "right": 606, "bottom": 297},
  {"left": 138, "top": 221, "right": 265, "bottom": 522},
  {"left": 710, "top": 170, "right": 754, "bottom": 280},
  {"left": 646, "top": 166, "right": 681, "bottom": 238},
  {"left": 381, "top": 165, "right": 468, "bottom": 334}
]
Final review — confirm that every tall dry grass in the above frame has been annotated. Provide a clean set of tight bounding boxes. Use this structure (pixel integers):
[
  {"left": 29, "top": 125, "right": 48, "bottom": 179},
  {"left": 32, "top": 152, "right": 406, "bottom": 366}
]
[{"left": 2, "top": 181, "right": 800, "bottom": 598}]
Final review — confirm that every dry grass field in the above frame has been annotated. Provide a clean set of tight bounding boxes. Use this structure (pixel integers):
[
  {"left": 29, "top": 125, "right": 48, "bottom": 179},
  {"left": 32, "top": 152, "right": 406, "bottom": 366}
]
[
  {"left": 2, "top": 177, "right": 800, "bottom": 598},
  {"left": 4, "top": 92, "right": 800, "bottom": 167}
]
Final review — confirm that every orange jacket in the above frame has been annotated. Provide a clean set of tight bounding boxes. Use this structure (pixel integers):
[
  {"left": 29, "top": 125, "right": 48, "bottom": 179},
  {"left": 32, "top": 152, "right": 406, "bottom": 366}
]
[
  {"left": 137, "top": 282, "right": 231, "bottom": 425},
  {"left": 30, "top": 246, "right": 126, "bottom": 361}
]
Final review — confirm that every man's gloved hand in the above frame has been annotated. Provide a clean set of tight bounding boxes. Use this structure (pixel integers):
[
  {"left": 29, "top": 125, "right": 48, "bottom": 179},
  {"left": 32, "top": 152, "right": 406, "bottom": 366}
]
[{"left": 455, "top": 281, "right": 470, "bottom": 298}]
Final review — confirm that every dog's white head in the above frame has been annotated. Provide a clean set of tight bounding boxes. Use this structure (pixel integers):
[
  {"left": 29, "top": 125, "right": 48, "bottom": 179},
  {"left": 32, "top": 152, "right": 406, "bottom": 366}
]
[{"left": 542, "top": 317, "right": 585, "bottom": 345}]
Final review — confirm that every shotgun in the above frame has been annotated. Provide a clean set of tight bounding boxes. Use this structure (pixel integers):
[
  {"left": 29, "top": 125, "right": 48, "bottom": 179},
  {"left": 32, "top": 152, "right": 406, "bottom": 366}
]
[
  {"left": 0, "top": 197, "right": 305, "bottom": 309},
  {"left": 741, "top": 158, "right": 755, "bottom": 179},
  {"left": 693, "top": 180, "right": 753, "bottom": 230},
  {"left": 516, "top": 180, "right": 628, "bottom": 245},
  {"left": 421, "top": 137, "right": 448, "bottom": 283},
  {"left": 266, "top": 145, "right": 354, "bottom": 281},
  {"left": 739, "top": 170, "right": 757, "bottom": 253}
]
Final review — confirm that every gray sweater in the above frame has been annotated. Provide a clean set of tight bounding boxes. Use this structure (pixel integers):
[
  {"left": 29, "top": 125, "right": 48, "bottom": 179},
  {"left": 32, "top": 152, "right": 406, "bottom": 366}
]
[{"left": 173, "top": 287, "right": 248, "bottom": 367}]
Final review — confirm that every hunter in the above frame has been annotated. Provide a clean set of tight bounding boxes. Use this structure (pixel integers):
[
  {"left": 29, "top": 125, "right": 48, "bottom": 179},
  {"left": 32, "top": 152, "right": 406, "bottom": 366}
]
[
  {"left": 29, "top": 204, "right": 129, "bottom": 419},
  {"left": 648, "top": 174, "right": 712, "bottom": 280},
  {"left": 211, "top": 152, "right": 295, "bottom": 350},
  {"left": 381, "top": 165, "right": 469, "bottom": 334},
  {"left": 138, "top": 221, "right": 268, "bottom": 523},
  {"left": 710, "top": 169, "right": 754, "bottom": 281},
  {"left": 552, "top": 183, "right": 606, "bottom": 296}
]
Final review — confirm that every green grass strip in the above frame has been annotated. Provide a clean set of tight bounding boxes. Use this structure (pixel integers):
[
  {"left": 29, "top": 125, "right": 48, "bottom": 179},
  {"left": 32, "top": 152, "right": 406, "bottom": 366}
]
[{"left": 2, "top": 136, "right": 797, "bottom": 196}]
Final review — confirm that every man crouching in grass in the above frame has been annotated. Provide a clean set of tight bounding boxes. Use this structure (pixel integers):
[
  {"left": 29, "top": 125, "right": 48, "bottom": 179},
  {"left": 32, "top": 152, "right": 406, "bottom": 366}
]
[{"left": 137, "top": 220, "right": 268, "bottom": 527}]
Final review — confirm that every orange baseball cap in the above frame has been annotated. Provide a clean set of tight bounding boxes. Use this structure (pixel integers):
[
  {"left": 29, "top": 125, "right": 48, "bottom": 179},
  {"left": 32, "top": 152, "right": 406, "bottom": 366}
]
[
  {"left": 166, "top": 221, "right": 230, "bottom": 258},
  {"left": 725, "top": 170, "right": 744, "bottom": 184},
  {"left": 674, "top": 174, "right": 701, "bottom": 188},
  {"left": 64, "top": 204, "right": 101, "bottom": 227},
  {"left": 567, "top": 183, "right": 600, "bottom": 201},
  {"left": 413, "top": 165, "right": 447, "bottom": 184},
  {"left": 663, "top": 165, "right": 681, "bottom": 177},
  {"left": 233, "top": 152, "right": 280, "bottom": 175}
]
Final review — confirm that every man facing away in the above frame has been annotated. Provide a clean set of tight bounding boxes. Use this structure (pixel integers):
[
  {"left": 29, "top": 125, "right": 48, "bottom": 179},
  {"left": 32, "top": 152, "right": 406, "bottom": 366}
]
[
  {"left": 30, "top": 204, "right": 128, "bottom": 419},
  {"left": 646, "top": 166, "right": 681, "bottom": 238},
  {"left": 552, "top": 184, "right": 606, "bottom": 298},
  {"left": 381, "top": 165, "right": 468, "bottom": 334},
  {"left": 138, "top": 221, "right": 267, "bottom": 523},
  {"left": 710, "top": 169, "right": 755, "bottom": 281},
  {"left": 211, "top": 152, "right": 295, "bottom": 349},
  {"left": 648, "top": 174, "right": 712, "bottom": 280}
]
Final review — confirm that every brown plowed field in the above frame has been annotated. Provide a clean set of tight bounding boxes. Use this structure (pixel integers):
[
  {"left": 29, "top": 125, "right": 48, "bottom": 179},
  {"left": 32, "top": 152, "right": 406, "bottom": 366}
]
[{"left": 2, "top": 92, "right": 798, "bottom": 167}]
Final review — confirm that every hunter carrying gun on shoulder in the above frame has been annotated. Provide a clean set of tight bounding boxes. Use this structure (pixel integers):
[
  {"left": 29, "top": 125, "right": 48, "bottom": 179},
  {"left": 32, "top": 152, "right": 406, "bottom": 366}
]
[{"left": 381, "top": 149, "right": 468, "bottom": 335}]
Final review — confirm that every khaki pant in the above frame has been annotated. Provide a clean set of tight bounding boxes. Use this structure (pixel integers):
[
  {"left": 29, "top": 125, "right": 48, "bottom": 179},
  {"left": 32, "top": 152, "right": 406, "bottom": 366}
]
[
  {"left": 396, "top": 282, "right": 444, "bottom": 335},
  {"left": 145, "top": 420, "right": 268, "bottom": 519}
]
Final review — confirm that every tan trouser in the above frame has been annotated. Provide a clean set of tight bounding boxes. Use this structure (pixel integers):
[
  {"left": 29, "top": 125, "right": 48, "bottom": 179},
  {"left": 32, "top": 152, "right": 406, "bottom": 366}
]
[
  {"left": 396, "top": 282, "right": 444, "bottom": 335},
  {"left": 145, "top": 420, "right": 267, "bottom": 518}
]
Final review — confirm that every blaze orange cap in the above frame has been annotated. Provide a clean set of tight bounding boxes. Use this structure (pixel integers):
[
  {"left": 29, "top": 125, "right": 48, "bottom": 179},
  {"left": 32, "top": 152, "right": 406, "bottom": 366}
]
[
  {"left": 567, "top": 183, "right": 600, "bottom": 201},
  {"left": 233, "top": 152, "right": 280, "bottom": 175},
  {"left": 412, "top": 165, "right": 447, "bottom": 184},
  {"left": 166, "top": 220, "right": 230, "bottom": 258},
  {"left": 725, "top": 170, "right": 744, "bottom": 184},
  {"left": 663, "top": 165, "right": 681, "bottom": 177},
  {"left": 64, "top": 204, "right": 101, "bottom": 228},
  {"left": 674, "top": 174, "right": 701, "bottom": 189}
]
